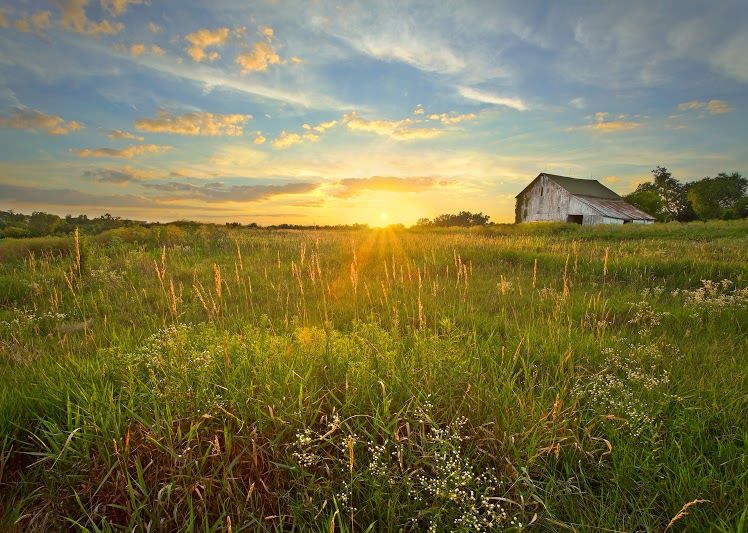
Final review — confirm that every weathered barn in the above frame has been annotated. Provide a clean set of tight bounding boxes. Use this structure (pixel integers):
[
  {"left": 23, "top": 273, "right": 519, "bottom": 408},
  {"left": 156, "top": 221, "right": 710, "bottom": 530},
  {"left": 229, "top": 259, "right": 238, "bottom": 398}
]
[{"left": 515, "top": 172, "right": 655, "bottom": 225}]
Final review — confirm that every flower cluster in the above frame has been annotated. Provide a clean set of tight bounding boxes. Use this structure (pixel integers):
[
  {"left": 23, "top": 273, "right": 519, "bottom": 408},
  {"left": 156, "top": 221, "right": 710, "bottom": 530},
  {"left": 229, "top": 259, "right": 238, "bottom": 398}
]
[
  {"left": 290, "top": 405, "right": 529, "bottom": 531},
  {"left": 575, "top": 343, "right": 679, "bottom": 440},
  {"left": 674, "top": 279, "right": 748, "bottom": 309},
  {"left": 627, "top": 301, "right": 669, "bottom": 332}
]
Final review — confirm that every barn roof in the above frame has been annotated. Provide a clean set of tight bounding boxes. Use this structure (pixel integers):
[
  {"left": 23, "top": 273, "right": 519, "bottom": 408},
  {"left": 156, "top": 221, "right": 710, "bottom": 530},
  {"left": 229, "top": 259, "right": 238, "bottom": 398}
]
[
  {"left": 574, "top": 196, "right": 656, "bottom": 220},
  {"left": 515, "top": 173, "right": 622, "bottom": 200}
]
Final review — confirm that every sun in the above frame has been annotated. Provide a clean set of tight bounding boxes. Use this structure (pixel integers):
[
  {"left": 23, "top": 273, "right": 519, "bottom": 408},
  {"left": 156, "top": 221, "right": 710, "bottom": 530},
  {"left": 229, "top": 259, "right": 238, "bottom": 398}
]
[{"left": 379, "top": 212, "right": 388, "bottom": 223}]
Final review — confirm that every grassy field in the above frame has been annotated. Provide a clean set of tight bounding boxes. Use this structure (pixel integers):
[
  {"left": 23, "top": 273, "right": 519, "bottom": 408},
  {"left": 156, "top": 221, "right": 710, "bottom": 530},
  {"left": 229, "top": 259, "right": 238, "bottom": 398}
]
[{"left": 0, "top": 220, "right": 746, "bottom": 532}]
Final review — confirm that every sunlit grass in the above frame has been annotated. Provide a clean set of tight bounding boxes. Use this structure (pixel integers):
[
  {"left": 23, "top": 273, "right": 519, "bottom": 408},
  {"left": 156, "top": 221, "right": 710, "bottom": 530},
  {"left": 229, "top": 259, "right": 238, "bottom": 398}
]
[{"left": 0, "top": 220, "right": 746, "bottom": 531}]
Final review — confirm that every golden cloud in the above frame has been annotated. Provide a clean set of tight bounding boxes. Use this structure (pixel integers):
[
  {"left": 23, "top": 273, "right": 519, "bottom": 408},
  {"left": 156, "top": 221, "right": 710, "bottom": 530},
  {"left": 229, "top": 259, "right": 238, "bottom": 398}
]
[
  {"left": 114, "top": 42, "right": 163, "bottom": 57},
  {"left": 271, "top": 131, "right": 320, "bottom": 149},
  {"left": 84, "top": 165, "right": 156, "bottom": 183},
  {"left": 184, "top": 27, "right": 230, "bottom": 62},
  {"left": 575, "top": 112, "right": 641, "bottom": 133},
  {"left": 343, "top": 112, "right": 442, "bottom": 140},
  {"left": 302, "top": 119, "right": 338, "bottom": 133},
  {"left": 235, "top": 42, "right": 281, "bottom": 73},
  {"left": 272, "top": 119, "right": 337, "bottom": 149},
  {"left": 333, "top": 176, "right": 452, "bottom": 198},
  {"left": 108, "top": 129, "right": 144, "bottom": 141},
  {"left": 427, "top": 112, "right": 477, "bottom": 125},
  {"left": 413, "top": 104, "right": 424, "bottom": 115},
  {"left": 76, "top": 144, "right": 171, "bottom": 158},
  {"left": 677, "top": 99, "right": 733, "bottom": 115},
  {"left": 54, "top": 0, "right": 123, "bottom": 36},
  {"left": 101, "top": 0, "right": 144, "bottom": 17},
  {"left": 13, "top": 18, "right": 30, "bottom": 32},
  {"left": 0, "top": 108, "right": 84, "bottom": 135},
  {"left": 129, "top": 43, "right": 146, "bottom": 57},
  {"left": 253, "top": 133, "right": 266, "bottom": 145},
  {"left": 135, "top": 110, "right": 252, "bottom": 136},
  {"left": 0, "top": 8, "right": 8, "bottom": 28}
]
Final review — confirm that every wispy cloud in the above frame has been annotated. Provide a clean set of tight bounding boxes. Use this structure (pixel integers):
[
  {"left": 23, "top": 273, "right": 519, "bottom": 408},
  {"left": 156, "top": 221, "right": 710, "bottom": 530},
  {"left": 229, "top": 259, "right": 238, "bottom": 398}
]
[
  {"left": 0, "top": 182, "right": 192, "bottom": 209},
  {"left": 135, "top": 110, "right": 252, "bottom": 136},
  {"left": 107, "top": 129, "right": 144, "bottom": 141},
  {"left": 83, "top": 166, "right": 154, "bottom": 183},
  {"left": 458, "top": 86, "right": 528, "bottom": 111},
  {"left": 677, "top": 99, "right": 733, "bottom": 115},
  {"left": 0, "top": 108, "right": 84, "bottom": 135},
  {"left": 143, "top": 180, "right": 319, "bottom": 202},
  {"left": 333, "top": 176, "right": 452, "bottom": 198},
  {"left": 427, "top": 112, "right": 477, "bottom": 125},
  {"left": 75, "top": 144, "right": 171, "bottom": 158},
  {"left": 574, "top": 112, "right": 642, "bottom": 133},
  {"left": 343, "top": 112, "right": 442, "bottom": 140},
  {"left": 271, "top": 131, "right": 319, "bottom": 149}
]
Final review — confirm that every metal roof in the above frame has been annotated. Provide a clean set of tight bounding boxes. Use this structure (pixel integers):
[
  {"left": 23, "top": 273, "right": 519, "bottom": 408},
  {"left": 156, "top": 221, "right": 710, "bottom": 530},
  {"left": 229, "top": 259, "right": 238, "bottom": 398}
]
[
  {"left": 515, "top": 173, "right": 622, "bottom": 200},
  {"left": 543, "top": 174, "right": 621, "bottom": 199},
  {"left": 574, "top": 195, "right": 656, "bottom": 220}
]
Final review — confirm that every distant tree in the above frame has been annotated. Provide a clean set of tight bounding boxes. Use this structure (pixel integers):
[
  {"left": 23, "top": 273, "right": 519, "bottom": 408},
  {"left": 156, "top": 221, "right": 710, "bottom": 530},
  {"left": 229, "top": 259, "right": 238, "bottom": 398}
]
[
  {"left": 430, "top": 211, "right": 490, "bottom": 227},
  {"left": 687, "top": 172, "right": 747, "bottom": 220},
  {"left": 416, "top": 217, "right": 432, "bottom": 226},
  {"left": 1, "top": 225, "right": 30, "bottom": 238},
  {"left": 624, "top": 189, "right": 664, "bottom": 220},
  {"left": 28, "top": 211, "right": 63, "bottom": 236},
  {"left": 628, "top": 167, "right": 695, "bottom": 221}
]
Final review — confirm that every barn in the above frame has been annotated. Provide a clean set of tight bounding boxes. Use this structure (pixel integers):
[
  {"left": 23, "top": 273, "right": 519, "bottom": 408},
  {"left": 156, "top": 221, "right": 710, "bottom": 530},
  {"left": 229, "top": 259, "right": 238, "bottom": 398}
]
[{"left": 515, "top": 172, "right": 655, "bottom": 225}]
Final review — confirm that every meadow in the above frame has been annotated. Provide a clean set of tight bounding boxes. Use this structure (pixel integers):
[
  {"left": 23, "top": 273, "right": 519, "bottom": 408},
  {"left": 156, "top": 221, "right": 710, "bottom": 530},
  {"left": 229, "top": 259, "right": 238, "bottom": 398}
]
[{"left": 0, "top": 220, "right": 746, "bottom": 532}]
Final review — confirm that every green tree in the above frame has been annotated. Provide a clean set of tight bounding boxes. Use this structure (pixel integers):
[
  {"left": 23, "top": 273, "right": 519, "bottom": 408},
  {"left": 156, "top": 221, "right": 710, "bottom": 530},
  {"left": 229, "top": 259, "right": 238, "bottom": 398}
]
[
  {"left": 624, "top": 189, "right": 664, "bottom": 220},
  {"left": 431, "top": 211, "right": 490, "bottom": 227},
  {"left": 687, "top": 172, "right": 747, "bottom": 220},
  {"left": 628, "top": 167, "right": 694, "bottom": 221},
  {"left": 28, "top": 211, "right": 63, "bottom": 237}
]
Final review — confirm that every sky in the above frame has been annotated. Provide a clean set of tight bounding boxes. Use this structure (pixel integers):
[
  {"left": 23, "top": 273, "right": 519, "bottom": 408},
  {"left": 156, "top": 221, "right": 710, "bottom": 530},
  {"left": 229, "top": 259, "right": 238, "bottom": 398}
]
[{"left": 0, "top": 0, "right": 746, "bottom": 226}]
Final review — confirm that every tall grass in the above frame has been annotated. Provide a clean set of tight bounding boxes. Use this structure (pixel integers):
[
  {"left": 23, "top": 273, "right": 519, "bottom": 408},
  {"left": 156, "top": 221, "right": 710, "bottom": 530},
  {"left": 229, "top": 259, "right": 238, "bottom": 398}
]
[{"left": 0, "top": 221, "right": 746, "bottom": 531}]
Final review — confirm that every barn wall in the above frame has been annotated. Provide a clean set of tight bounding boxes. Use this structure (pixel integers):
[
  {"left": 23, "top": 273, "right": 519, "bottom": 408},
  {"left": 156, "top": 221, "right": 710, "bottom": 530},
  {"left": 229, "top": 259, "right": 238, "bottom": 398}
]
[
  {"left": 583, "top": 215, "right": 603, "bottom": 225},
  {"left": 518, "top": 175, "right": 571, "bottom": 222}
]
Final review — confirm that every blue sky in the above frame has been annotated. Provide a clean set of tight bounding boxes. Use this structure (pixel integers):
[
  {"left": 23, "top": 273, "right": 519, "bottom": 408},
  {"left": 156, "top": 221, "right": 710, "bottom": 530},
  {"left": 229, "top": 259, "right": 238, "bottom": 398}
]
[{"left": 0, "top": 0, "right": 746, "bottom": 225}]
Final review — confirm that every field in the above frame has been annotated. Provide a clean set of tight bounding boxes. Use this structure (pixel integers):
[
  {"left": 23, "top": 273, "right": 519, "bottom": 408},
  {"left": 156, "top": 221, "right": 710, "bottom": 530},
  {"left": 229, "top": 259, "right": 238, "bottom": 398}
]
[{"left": 0, "top": 221, "right": 746, "bottom": 532}]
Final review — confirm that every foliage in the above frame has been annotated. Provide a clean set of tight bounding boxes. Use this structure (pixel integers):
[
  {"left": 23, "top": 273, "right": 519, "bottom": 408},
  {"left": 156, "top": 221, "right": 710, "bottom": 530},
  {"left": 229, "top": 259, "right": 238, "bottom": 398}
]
[
  {"left": 687, "top": 172, "right": 748, "bottom": 220},
  {"left": 417, "top": 211, "right": 490, "bottom": 227},
  {"left": 626, "top": 166, "right": 746, "bottom": 222}
]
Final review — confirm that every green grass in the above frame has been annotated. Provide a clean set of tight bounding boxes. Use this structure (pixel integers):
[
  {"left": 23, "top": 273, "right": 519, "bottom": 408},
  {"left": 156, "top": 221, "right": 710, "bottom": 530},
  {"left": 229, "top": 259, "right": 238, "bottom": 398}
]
[{"left": 1, "top": 220, "right": 747, "bottom": 531}]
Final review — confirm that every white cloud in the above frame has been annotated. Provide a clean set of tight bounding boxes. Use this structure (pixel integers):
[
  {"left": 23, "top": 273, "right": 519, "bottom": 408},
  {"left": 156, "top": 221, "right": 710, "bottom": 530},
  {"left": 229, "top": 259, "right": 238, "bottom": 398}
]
[{"left": 458, "top": 86, "right": 528, "bottom": 111}]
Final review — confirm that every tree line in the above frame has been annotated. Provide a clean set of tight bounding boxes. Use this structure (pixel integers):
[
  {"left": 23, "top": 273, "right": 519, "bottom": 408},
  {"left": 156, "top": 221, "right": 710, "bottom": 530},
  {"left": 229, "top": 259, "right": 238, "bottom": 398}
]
[
  {"left": 0, "top": 211, "right": 375, "bottom": 239},
  {"left": 624, "top": 166, "right": 747, "bottom": 222}
]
